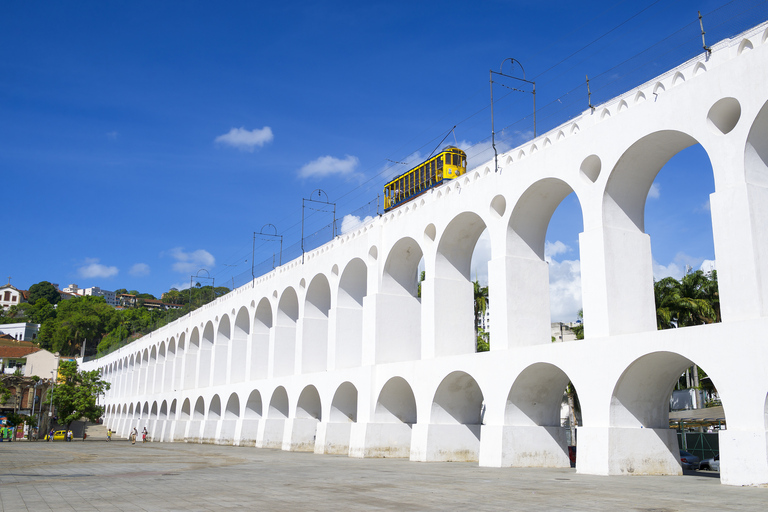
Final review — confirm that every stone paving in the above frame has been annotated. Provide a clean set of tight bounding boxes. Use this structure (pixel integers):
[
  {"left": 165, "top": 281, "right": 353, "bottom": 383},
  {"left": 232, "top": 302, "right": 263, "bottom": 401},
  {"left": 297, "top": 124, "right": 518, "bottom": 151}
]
[{"left": 1, "top": 440, "right": 766, "bottom": 511}]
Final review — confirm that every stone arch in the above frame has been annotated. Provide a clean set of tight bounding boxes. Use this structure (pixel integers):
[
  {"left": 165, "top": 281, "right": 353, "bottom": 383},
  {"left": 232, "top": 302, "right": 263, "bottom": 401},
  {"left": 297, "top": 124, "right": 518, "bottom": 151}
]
[
  {"left": 433, "top": 211, "right": 488, "bottom": 356},
  {"left": 175, "top": 332, "right": 186, "bottom": 391},
  {"left": 160, "top": 400, "right": 168, "bottom": 419},
  {"left": 506, "top": 177, "right": 583, "bottom": 345},
  {"left": 275, "top": 288, "right": 299, "bottom": 377},
  {"left": 180, "top": 398, "right": 191, "bottom": 420},
  {"left": 296, "top": 385, "right": 322, "bottom": 420},
  {"left": 426, "top": 371, "right": 484, "bottom": 461},
  {"left": 169, "top": 399, "right": 177, "bottom": 420},
  {"left": 184, "top": 328, "right": 200, "bottom": 390},
  {"left": 213, "top": 315, "right": 231, "bottom": 386},
  {"left": 375, "top": 376, "right": 417, "bottom": 424},
  {"left": 336, "top": 258, "right": 367, "bottom": 369},
  {"left": 379, "top": 237, "right": 423, "bottom": 363},
  {"left": 302, "top": 274, "right": 331, "bottom": 374},
  {"left": 431, "top": 371, "right": 484, "bottom": 425},
  {"left": 601, "top": 130, "right": 712, "bottom": 335},
  {"left": 245, "top": 390, "right": 263, "bottom": 418},
  {"left": 331, "top": 382, "right": 358, "bottom": 422},
  {"left": 150, "top": 401, "right": 158, "bottom": 419},
  {"left": 193, "top": 396, "right": 205, "bottom": 420},
  {"left": 224, "top": 393, "right": 240, "bottom": 420},
  {"left": 608, "top": 351, "right": 726, "bottom": 476},
  {"left": 502, "top": 362, "right": 576, "bottom": 467},
  {"left": 164, "top": 337, "right": 175, "bottom": 392},
  {"left": 231, "top": 307, "right": 249, "bottom": 383},
  {"left": 198, "top": 321, "right": 214, "bottom": 387},
  {"left": 251, "top": 298, "right": 272, "bottom": 380},
  {"left": 208, "top": 394, "right": 222, "bottom": 420},
  {"left": 268, "top": 387, "right": 289, "bottom": 419}
]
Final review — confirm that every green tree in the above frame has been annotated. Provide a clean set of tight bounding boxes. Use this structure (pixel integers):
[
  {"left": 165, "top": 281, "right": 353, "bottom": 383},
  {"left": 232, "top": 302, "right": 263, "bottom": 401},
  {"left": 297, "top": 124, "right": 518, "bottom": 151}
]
[
  {"left": 473, "top": 280, "right": 489, "bottom": 352},
  {"left": 43, "top": 296, "right": 119, "bottom": 356},
  {"left": 571, "top": 309, "right": 584, "bottom": 340},
  {"left": 48, "top": 360, "right": 110, "bottom": 429},
  {"left": 654, "top": 270, "right": 718, "bottom": 329},
  {"left": 28, "top": 281, "right": 61, "bottom": 305}
]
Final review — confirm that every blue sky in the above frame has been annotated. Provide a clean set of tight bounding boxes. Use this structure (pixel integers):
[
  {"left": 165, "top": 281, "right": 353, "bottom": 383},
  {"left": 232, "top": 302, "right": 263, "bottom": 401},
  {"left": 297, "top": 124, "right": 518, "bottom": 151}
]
[{"left": 2, "top": 1, "right": 763, "bottom": 320}]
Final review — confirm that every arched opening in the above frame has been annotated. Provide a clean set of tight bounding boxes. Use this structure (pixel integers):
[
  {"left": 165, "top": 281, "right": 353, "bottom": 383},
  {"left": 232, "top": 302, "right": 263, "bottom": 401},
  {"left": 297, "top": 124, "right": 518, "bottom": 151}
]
[
  {"left": 193, "top": 397, "right": 205, "bottom": 421},
  {"left": 336, "top": 259, "right": 367, "bottom": 369},
  {"left": 225, "top": 393, "right": 240, "bottom": 420},
  {"left": 331, "top": 382, "right": 358, "bottom": 423},
  {"left": 302, "top": 275, "right": 330, "bottom": 374},
  {"left": 251, "top": 298, "right": 272, "bottom": 380},
  {"left": 506, "top": 178, "right": 582, "bottom": 346},
  {"left": 600, "top": 131, "right": 717, "bottom": 336},
  {"left": 369, "top": 376, "right": 417, "bottom": 458},
  {"left": 434, "top": 212, "right": 488, "bottom": 356},
  {"left": 425, "top": 371, "right": 484, "bottom": 461},
  {"left": 380, "top": 238, "right": 423, "bottom": 363},
  {"left": 610, "top": 352, "right": 726, "bottom": 476},
  {"left": 213, "top": 316, "right": 231, "bottom": 386},
  {"left": 503, "top": 362, "right": 578, "bottom": 467},
  {"left": 198, "top": 322, "right": 214, "bottom": 387},
  {"left": 275, "top": 288, "right": 299, "bottom": 377},
  {"left": 245, "top": 390, "right": 263, "bottom": 419},
  {"left": 325, "top": 382, "right": 358, "bottom": 455},
  {"left": 164, "top": 338, "right": 175, "bottom": 392},
  {"left": 184, "top": 328, "right": 200, "bottom": 390},
  {"left": 208, "top": 395, "right": 221, "bottom": 421},
  {"left": 175, "top": 333, "right": 186, "bottom": 391},
  {"left": 231, "top": 307, "right": 249, "bottom": 383},
  {"left": 262, "top": 386, "right": 289, "bottom": 449}
]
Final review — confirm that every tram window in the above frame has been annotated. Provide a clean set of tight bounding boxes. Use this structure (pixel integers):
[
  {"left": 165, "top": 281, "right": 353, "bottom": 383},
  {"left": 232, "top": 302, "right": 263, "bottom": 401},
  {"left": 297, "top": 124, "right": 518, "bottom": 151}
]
[{"left": 437, "top": 157, "right": 443, "bottom": 169}]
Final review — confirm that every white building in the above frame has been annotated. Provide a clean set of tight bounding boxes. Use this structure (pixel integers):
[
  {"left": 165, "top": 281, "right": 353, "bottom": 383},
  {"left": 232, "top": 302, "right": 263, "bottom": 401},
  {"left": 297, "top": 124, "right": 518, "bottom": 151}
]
[
  {"left": 0, "top": 323, "right": 40, "bottom": 342},
  {"left": 0, "top": 283, "right": 26, "bottom": 310},
  {"left": 64, "top": 284, "right": 118, "bottom": 306}
]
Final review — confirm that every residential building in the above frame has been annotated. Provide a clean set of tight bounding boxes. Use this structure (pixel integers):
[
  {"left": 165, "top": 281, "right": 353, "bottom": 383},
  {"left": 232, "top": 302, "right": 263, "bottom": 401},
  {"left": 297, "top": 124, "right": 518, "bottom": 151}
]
[
  {"left": 0, "top": 283, "right": 27, "bottom": 310},
  {"left": 0, "top": 322, "right": 41, "bottom": 342},
  {"left": 64, "top": 284, "right": 118, "bottom": 306}
]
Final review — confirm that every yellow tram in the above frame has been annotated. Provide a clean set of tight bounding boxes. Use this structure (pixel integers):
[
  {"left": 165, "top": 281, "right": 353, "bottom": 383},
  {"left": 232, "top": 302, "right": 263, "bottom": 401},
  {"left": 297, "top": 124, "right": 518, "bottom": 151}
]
[{"left": 383, "top": 146, "right": 467, "bottom": 212}]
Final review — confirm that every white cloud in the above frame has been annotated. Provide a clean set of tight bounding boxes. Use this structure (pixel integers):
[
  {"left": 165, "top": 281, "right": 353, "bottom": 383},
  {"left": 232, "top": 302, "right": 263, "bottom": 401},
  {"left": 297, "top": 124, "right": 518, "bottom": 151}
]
[
  {"left": 298, "top": 155, "right": 360, "bottom": 179},
  {"left": 170, "top": 281, "right": 192, "bottom": 291},
  {"left": 340, "top": 214, "right": 374, "bottom": 234},
  {"left": 700, "top": 259, "right": 716, "bottom": 273},
  {"left": 106, "top": 131, "right": 118, "bottom": 140},
  {"left": 215, "top": 126, "right": 273, "bottom": 152},
  {"left": 129, "top": 263, "right": 150, "bottom": 277},
  {"left": 163, "top": 247, "right": 216, "bottom": 274},
  {"left": 647, "top": 182, "right": 661, "bottom": 199},
  {"left": 549, "top": 258, "right": 582, "bottom": 322},
  {"left": 77, "top": 258, "right": 118, "bottom": 279},
  {"left": 653, "top": 252, "right": 715, "bottom": 280},
  {"left": 544, "top": 240, "right": 570, "bottom": 263}
]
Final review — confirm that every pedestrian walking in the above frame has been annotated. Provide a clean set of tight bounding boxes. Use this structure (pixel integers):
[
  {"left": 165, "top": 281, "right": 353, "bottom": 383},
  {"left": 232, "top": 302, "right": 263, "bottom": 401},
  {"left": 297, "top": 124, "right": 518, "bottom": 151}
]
[
  {"left": 66, "top": 430, "right": 73, "bottom": 442},
  {"left": 142, "top": 427, "right": 148, "bottom": 443},
  {"left": 107, "top": 428, "right": 112, "bottom": 442},
  {"left": 130, "top": 427, "right": 137, "bottom": 445},
  {"left": 48, "top": 429, "right": 54, "bottom": 442}
]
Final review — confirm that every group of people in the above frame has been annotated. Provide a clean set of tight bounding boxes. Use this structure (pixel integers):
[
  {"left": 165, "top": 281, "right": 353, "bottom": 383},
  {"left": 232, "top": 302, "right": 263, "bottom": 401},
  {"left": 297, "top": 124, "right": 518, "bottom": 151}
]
[{"left": 129, "top": 427, "right": 149, "bottom": 444}]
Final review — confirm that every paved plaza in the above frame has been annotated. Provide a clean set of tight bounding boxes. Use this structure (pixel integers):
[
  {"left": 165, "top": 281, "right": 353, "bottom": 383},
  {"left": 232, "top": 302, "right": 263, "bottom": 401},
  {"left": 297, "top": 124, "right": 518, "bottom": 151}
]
[{"left": 1, "top": 440, "right": 766, "bottom": 511}]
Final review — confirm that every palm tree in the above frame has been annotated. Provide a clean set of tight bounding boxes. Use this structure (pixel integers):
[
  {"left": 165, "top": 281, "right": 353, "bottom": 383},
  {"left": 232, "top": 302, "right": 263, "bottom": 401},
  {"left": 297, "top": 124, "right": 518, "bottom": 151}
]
[
  {"left": 473, "top": 279, "right": 489, "bottom": 352},
  {"left": 654, "top": 270, "right": 718, "bottom": 329}
]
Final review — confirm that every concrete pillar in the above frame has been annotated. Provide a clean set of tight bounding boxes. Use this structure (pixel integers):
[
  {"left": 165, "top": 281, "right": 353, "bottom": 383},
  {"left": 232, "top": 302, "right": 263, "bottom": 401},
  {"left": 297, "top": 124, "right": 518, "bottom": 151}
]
[
  {"left": 579, "top": 226, "right": 656, "bottom": 338},
  {"left": 487, "top": 256, "right": 550, "bottom": 349}
]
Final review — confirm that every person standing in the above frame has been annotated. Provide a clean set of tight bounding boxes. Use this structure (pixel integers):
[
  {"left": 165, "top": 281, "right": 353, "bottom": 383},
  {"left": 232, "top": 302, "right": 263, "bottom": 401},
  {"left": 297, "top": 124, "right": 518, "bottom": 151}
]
[
  {"left": 130, "top": 427, "right": 137, "bottom": 445},
  {"left": 107, "top": 428, "right": 112, "bottom": 442},
  {"left": 142, "top": 427, "right": 148, "bottom": 443}
]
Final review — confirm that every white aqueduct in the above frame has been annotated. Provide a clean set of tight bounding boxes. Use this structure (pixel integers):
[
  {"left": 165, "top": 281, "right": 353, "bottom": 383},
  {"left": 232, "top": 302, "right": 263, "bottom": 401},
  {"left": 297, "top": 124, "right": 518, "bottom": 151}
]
[{"left": 84, "top": 22, "right": 768, "bottom": 486}]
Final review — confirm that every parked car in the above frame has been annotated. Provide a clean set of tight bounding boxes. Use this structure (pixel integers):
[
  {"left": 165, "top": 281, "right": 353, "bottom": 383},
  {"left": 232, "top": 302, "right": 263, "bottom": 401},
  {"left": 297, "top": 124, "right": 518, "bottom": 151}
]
[
  {"left": 700, "top": 454, "right": 720, "bottom": 471},
  {"left": 48, "top": 430, "right": 66, "bottom": 441},
  {"left": 679, "top": 450, "right": 701, "bottom": 470}
]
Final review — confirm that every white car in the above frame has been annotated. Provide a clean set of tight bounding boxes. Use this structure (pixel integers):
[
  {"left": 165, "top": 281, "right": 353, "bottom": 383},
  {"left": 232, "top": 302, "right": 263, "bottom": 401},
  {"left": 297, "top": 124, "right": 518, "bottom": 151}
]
[{"left": 700, "top": 454, "right": 720, "bottom": 471}]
